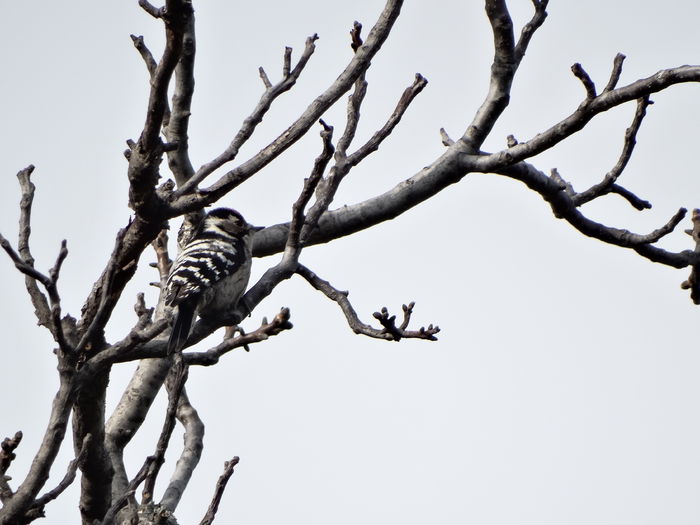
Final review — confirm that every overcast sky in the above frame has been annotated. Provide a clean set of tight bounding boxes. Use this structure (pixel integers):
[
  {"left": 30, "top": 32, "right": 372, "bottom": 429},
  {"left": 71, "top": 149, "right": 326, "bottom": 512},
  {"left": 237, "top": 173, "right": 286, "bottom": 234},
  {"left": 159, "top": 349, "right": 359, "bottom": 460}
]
[{"left": 2, "top": 1, "right": 700, "bottom": 524}]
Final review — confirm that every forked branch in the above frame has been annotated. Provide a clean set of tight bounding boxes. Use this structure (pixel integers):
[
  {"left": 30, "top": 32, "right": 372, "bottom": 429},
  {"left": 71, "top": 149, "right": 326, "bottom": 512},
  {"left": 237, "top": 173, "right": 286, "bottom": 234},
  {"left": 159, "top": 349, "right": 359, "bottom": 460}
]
[{"left": 296, "top": 265, "right": 439, "bottom": 341}]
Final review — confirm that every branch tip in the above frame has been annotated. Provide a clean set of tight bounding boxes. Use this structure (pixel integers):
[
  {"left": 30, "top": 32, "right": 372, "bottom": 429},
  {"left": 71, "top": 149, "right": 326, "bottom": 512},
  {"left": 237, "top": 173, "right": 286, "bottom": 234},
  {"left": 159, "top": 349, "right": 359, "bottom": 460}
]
[
  {"left": 350, "top": 21, "right": 363, "bottom": 52},
  {"left": 571, "top": 62, "right": 597, "bottom": 99}
]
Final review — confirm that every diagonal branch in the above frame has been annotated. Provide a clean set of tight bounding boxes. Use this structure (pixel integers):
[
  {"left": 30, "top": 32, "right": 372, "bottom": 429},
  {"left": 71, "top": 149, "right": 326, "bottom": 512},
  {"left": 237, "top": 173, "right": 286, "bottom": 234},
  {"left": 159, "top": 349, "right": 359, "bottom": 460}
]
[
  {"left": 170, "top": 0, "right": 405, "bottom": 210},
  {"left": 513, "top": 0, "right": 548, "bottom": 64},
  {"left": 175, "top": 34, "right": 320, "bottom": 195},
  {"left": 571, "top": 62, "right": 597, "bottom": 99},
  {"left": 296, "top": 265, "right": 439, "bottom": 341},
  {"left": 345, "top": 73, "right": 428, "bottom": 167},
  {"left": 26, "top": 434, "right": 92, "bottom": 521},
  {"left": 302, "top": 73, "right": 427, "bottom": 244},
  {"left": 198, "top": 457, "right": 240, "bottom": 525},
  {"left": 603, "top": 52, "right": 627, "bottom": 93},
  {"left": 475, "top": 65, "right": 700, "bottom": 172},
  {"left": 141, "top": 357, "right": 189, "bottom": 505},
  {"left": 75, "top": 227, "right": 130, "bottom": 355},
  {"left": 573, "top": 96, "right": 651, "bottom": 207},
  {"left": 0, "top": 365, "right": 78, "bottom": 524},
  {"left": 100, "top": 457, "right": 153, "bottom": 525},
  {"left": 185, "top": 308, "right": 293, "bottom": 366},
  {"left": 0, "top": 232, "right": 72, "bottom": 353}
]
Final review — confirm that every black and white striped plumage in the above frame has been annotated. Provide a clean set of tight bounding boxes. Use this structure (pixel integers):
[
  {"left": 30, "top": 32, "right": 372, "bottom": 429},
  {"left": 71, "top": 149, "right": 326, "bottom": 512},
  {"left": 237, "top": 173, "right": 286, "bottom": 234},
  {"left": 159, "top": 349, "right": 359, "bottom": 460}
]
[{"left": 165, "top": 208, "right": 255, "bottom": 353}]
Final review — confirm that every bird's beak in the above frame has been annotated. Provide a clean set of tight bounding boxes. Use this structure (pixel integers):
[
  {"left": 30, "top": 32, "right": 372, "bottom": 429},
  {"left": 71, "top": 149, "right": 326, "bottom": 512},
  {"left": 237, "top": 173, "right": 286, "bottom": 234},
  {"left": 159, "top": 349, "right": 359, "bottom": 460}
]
[{"left": 250, "top": 225, "right": 265, "bottom": 233}]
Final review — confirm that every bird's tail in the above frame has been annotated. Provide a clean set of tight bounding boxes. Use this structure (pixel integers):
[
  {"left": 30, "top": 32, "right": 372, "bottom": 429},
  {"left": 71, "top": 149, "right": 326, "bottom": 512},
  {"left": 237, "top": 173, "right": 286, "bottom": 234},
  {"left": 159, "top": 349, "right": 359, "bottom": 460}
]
[{"left": 168, "top": 301, "right": 196, "bottom": 354}]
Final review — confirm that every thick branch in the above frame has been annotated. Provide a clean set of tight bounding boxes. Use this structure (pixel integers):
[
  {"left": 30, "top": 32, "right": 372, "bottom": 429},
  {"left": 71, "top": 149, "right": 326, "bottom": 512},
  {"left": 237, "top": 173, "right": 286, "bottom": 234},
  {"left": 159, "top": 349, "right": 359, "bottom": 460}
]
[
  {"left": 247, "top": 65, "right": 700, "bottom": 260},
  {"left": 104, "top": 357, "right": 173, "bottom": 510},
  {"left": 163, "top": 7, "right": 196, "bottom": 186},
  {"left": 461, "top": 0, "right": 548, "bottom": 148},
  {"left": 159, "top": 389, "right": 204, "bottom": 511}
]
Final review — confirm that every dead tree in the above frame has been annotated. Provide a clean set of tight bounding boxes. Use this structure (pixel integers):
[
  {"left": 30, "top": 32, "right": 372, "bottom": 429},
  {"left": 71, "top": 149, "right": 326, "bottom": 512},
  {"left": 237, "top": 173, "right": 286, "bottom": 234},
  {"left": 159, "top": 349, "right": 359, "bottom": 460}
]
[{"left": 1, "top": 0, "right": 699, "bottom": 523}]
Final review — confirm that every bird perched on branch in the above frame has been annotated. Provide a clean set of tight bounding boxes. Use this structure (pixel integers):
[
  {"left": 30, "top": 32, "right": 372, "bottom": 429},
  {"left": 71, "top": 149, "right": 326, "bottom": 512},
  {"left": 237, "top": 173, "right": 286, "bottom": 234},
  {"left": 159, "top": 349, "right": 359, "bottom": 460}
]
[{"left": 165, "top": 207, "right": 257, "bottom": 354}]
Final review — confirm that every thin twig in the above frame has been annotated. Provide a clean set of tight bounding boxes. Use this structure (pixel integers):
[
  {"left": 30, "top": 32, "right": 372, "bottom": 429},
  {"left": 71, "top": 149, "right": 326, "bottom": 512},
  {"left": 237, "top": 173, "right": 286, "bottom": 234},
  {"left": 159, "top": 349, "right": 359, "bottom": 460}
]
[
  {"left": 296, "top": 265, "right": 439, "bottom": 341},
  {"left": 609, "top": 184, "right": 652, "bottom": 210},
  {"left": 301, "top": 73, "right": 427, "bottom": 245},
  {"left": 100, "top": 458, "right": 154, "bottom": 525},
  {"left": 571, "top": 62, "right": 597, "bottom": 99},
  {"left": 514, "top": 0, "right": 549, "bottom": 64},
  {"left": 492, "top": 161, "right": 692, "bottom": 265},
  {"left": 288, "top": 121, "right": 335, "bottom": 251},
  {"left": 141, "top": 358, "right": 189, "bottom": 505},
  {"left": 159, "top": 388, "right": 205, "bottom": 511},
  {"left": 186, "top": 308, "right": 292, "bottom": 366},
  {"left": 130, "top": 35, "right": 158, "bottom": 76},
  {"left": 31, "top": 434, "right": 92, "bottom": 510},
  {"left": 175, "top": 34, "right": 320, "bottom": 195},
  {"left": 198, "top": 457, "right": 240, "bottom": 525},
  {"left": 603, "top": 52, "right": 627, "bottom": 93},
  {"left": 74, "top": 227, "right": 130, "bottom": 355},
  {"left": 574, "top": 96, "right": 651, "bottom": 207},
  {"left": 138, "top": 0, "right": 164, "bottom": 18},
  {"left": 440, "top": 128, "right": 455, "bottom": 147},
  {"left": 346, "top": 73, "right": 427, "bottom": 167},
  {"left": 171, "top": 0, "right": 404, "bottom": 208}
]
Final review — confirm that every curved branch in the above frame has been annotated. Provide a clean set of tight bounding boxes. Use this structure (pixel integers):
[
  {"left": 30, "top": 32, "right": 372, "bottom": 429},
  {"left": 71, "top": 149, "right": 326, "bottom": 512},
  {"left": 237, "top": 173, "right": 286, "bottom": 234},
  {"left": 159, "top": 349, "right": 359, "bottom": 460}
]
[
  {"left": 492, "top": 161, "right": 692, "bottom": 266},
  {"left": 477, "top": 65, "right": 700, "bottom": 171}
]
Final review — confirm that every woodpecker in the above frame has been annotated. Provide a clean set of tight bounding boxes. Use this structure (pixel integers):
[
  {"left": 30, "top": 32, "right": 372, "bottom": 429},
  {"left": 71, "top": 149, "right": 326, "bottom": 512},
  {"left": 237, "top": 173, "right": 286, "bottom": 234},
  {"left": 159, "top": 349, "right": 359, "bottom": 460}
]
[{"left": 164, "top": 208, "right": 256, "bottom": 353}]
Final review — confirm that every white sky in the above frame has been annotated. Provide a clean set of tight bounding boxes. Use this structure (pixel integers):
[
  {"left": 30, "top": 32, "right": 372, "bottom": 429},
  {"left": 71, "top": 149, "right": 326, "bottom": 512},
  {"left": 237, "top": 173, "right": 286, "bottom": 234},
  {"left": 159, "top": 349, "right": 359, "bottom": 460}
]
[{"left": 2, "top": 1, "right": 700, "bottom": 523}]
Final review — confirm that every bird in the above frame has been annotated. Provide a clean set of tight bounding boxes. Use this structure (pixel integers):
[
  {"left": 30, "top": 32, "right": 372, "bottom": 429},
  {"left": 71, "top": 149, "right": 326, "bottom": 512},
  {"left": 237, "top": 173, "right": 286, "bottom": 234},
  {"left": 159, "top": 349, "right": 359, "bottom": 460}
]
[{"left": 164, "top": 207, "right": 256, "bottom": 354}]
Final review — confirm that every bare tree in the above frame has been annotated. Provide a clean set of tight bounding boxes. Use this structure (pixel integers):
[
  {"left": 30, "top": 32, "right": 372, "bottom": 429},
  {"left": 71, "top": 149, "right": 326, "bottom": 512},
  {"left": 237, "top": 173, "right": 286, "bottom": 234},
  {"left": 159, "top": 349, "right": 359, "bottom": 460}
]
[{"left": 1, "top": 0, "right": 699, "bottom": 523}]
